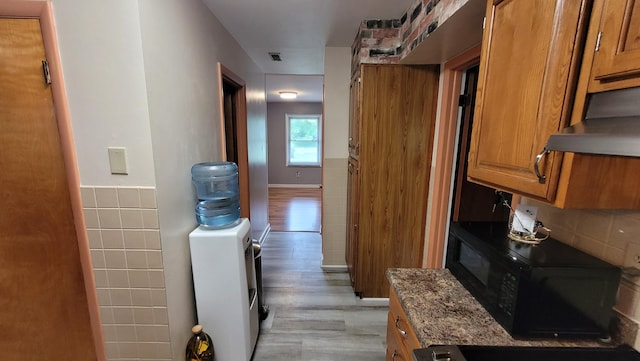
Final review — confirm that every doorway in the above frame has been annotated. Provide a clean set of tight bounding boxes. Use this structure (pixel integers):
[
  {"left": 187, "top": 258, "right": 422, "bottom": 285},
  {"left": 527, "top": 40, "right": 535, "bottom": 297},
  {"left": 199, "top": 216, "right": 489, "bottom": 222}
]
[{"left": 219, "top": 64, "right": 250, "bottom": 218}]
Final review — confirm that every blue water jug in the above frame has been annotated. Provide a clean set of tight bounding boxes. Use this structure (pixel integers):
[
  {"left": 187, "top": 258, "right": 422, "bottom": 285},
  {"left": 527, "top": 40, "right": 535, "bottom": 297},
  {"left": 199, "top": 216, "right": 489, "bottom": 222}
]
[{"left": 191, "top": 162, "right": 240, "bottom": 229}]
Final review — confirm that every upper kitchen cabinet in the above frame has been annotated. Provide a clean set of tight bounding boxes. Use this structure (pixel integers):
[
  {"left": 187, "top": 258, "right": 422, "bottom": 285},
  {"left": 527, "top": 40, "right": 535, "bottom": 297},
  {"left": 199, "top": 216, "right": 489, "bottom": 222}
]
[
  {"left": 589, "top": 0, "right": 640, "bottom": 92},
  {"left": 468, "top": 0, "right": 640, "bottom": 209},
  {"left": 468, "top": 0, "right": 590, "bottom": 202}
]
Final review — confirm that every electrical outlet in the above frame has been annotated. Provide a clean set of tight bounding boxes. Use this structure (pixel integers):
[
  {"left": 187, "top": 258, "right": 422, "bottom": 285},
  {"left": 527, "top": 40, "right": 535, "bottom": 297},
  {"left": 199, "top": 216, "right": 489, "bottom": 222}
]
[{"left": 296, "top": 171, "right": 301, "bottom": 178}]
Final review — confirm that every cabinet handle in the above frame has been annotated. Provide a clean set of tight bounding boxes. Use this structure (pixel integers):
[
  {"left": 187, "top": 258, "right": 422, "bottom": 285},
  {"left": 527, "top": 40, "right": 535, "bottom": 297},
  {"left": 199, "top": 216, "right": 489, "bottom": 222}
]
[
  {"left": 534, "top": 149, "right": 550, "bottom": 184},
  {"left": 395, "top": 316, "right": 407, "bottom": 337},
  {"left": 392, "top": 350, "right": 398, "bottom": 361}
]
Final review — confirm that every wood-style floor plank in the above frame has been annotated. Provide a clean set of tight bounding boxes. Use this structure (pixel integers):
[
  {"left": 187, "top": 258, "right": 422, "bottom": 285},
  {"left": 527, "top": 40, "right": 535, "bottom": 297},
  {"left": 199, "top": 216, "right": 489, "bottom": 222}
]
[
  {"left": 268, "top": 187, "right": 322, "bottom": 232},
  {"left": 253, "top": 232, "right": 388, "bottom": 360}
]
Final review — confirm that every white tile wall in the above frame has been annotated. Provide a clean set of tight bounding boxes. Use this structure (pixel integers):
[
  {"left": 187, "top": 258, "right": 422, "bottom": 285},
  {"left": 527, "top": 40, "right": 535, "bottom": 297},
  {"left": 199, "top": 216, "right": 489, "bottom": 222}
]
[{"left": 82, "top": 186, "right": 171, "bottom": 361}]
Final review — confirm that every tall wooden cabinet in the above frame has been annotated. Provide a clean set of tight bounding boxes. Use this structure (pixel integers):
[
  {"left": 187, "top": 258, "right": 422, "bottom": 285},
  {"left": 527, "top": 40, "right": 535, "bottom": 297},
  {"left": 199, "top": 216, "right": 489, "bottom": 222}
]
[
  {"left": 345, "top": 64, "right": 439, "bottom": 298},
  {"left": 467, "top": 0, "right": 640, "bottom": 209}
]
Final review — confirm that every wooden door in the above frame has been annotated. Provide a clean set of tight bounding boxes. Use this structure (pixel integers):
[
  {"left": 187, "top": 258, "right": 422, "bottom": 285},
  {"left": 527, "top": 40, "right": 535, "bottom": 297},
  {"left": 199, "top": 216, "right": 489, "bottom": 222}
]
[
  {"left": 0, "top": 19, "right": 96, "bottom": 360},
  {"left": 468, "top": 0, "right": 589, "bottom": 201},
  {"left": 591, "top": 0, "right": 640, "bottom": 86},
  {"left": 219, "top": 64, "right": 250, "bottom": 218},
  {"left": 356, "top": 65, "right": 437, "bottom": 298},
  {"left": 345, "top": 157, "right": 359, "bottom": 289}
]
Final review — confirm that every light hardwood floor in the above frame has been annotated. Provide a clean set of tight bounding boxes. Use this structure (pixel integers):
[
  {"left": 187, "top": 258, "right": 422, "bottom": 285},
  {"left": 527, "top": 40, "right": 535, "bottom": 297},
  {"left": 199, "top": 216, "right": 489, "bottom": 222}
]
[
  {"left": 253, "top": 231, "right": 389, "bottom": 360},
  {"left": 268, "top": 187, "right": 322, "bottom": 232}
]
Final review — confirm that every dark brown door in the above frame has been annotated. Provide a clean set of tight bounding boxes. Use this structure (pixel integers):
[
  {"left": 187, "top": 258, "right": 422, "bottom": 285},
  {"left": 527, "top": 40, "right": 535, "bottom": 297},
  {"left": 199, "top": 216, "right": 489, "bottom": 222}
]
[
  {"left": 0, "top": 19, "right": 96, "bottom": 360},
  {"left": 220, "top": 65, "right": 250, "bottom": 219}
]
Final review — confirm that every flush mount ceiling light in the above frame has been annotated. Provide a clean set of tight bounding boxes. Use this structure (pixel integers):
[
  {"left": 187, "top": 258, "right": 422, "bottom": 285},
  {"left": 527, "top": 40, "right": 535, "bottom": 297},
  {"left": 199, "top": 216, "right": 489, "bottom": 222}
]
[{"left": 279, "top": 91, "right": 297, "bottom": 100}]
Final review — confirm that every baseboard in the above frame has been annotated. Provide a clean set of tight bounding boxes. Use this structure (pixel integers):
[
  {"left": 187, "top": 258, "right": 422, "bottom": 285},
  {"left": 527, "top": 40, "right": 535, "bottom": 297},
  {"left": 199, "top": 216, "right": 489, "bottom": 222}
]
[
  {"left": 268, "top": 184, "right": 322, "bottom": 189},
  {"left": 356, "top": 297, "right": 389, "bottom": 306},
  {"left": 320, "top": 265, "right": 348, "bottom": 272},
  {"left": 257, "top": 223, "right": 271, "bottom": 245}
]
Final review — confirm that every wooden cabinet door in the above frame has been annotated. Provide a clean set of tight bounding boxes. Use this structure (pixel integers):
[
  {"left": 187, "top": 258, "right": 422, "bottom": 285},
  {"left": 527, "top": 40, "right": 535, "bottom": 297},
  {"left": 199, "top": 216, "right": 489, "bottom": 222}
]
[
  {"left": 345, "top": 157, "right": 359, "bottom": 289},
  {"left": 468, "top": 0, "right": 589, "bottom": 201},
  {"left": 591, "top": 0, "right": 640, "bottom": 87},
  {"left": 356, "top": 65, "right": 436, "bottom": 298},
  {"left": 348, "top": 71, "right": 361, "bottom": 160}
]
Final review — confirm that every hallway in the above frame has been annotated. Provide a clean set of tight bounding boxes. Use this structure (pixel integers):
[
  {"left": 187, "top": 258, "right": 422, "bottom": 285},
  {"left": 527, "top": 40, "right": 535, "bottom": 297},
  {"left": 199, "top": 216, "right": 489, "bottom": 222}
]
[
  {"left": 252, "top": 231, "right": 388, "bottom": 360},
  {"left": 268, "top": 188, "right": 322, "bottom": 232}
]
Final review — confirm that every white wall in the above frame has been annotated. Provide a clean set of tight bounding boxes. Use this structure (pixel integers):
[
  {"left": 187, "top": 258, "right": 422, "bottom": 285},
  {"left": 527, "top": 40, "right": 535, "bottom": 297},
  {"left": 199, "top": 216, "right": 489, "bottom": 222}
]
[
  {"left": 138, "top": 1, "right": 267, "bottom": 359},
  {"left": 52, "top": 0, "right": 155, "bottom": 187},
  {"left": 323, "top": 47, "right": 350, "bottom": 159},
  {"left": 321, "top": 47, "right": 351, "bottom": 265},
  {"left": 51, "top": 1, "right": 267, "bottom": 359}
]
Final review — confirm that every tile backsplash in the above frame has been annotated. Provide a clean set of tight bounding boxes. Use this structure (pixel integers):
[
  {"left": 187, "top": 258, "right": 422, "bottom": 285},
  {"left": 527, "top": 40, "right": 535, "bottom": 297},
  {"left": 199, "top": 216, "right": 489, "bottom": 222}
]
[
  {"left": 522, "top": 198, "right": 640, "bottom": 347},
  {"left": 81, "top": 186, "right": 171, "bottom": 361}
]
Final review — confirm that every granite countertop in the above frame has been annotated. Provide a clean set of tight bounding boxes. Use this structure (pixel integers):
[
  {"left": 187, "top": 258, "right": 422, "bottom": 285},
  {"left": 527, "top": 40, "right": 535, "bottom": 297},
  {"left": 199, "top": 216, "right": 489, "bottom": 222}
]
[{"left": 387, "top": 268, "right": 630, "bottom": 348}]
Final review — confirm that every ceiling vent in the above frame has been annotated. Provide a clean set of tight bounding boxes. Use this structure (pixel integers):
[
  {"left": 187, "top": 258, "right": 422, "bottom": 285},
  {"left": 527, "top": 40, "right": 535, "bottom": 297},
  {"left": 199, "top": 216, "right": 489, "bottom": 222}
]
[{"left": 269, "top": 52, "right": 282, "bottom": 62}]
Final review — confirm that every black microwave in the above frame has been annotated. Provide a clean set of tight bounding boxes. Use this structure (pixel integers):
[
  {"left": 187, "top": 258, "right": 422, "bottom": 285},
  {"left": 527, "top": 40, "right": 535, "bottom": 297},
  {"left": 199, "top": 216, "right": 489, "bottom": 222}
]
[{"left": 446, "top": 222, "right": 621, "bottom": 339}]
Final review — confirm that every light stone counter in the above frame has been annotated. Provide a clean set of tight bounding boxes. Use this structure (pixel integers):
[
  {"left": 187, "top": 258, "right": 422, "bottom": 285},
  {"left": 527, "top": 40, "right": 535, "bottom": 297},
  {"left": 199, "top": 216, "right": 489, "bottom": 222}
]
[{"left": 386, "top": 268, "right": 634, "bottom": 348}]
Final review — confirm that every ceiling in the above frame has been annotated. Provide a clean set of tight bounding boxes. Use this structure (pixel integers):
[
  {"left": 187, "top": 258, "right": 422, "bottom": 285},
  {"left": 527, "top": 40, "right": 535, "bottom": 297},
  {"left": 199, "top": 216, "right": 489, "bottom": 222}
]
[{"left": 202, "top": 0, "right": 414, "bottom": 102}]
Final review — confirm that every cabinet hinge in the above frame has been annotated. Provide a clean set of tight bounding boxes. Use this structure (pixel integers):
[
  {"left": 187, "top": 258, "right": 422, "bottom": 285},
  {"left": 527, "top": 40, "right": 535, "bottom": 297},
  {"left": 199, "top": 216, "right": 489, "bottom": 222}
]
[
  {"left": 458, "top": 94, "right": 470, "bottom": 107},
  {"left": 595, "top": 31, "right": 602, "bottom": 52},
  {"left": 42, "top": 60, "right": 51, "bottom": 85}
]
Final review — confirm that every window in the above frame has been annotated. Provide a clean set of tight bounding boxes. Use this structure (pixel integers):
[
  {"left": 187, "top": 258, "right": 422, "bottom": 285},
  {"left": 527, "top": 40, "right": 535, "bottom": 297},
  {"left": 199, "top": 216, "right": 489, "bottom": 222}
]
[{"left": 286, "top": 114, "right": 322, "bottom": 166}]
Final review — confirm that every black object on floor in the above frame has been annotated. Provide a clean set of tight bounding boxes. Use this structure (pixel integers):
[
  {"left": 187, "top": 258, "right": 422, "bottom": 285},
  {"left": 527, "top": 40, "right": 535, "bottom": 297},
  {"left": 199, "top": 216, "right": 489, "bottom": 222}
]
[{"left": 252, "top": 239, "right": 269, "bottom": 321}]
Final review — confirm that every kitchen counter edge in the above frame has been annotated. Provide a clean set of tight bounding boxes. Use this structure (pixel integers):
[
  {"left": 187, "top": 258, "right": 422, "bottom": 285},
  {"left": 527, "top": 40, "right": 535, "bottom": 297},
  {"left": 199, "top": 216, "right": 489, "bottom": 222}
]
[{"left": 386, "top": 268, "right": 636, "bottom": 348}]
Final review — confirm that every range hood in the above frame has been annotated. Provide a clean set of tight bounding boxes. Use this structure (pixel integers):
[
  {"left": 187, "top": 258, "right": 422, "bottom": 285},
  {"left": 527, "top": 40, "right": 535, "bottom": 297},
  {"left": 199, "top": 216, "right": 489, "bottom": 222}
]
[{"left": 545, "top": 87, "right": 640, "bottom": 157}]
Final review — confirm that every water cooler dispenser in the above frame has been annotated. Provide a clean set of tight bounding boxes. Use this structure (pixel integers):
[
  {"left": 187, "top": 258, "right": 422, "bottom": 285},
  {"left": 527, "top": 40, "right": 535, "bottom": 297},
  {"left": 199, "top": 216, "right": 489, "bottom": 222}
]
[{"left": 188, "top": 162, "right": 259, "bottom": 361}]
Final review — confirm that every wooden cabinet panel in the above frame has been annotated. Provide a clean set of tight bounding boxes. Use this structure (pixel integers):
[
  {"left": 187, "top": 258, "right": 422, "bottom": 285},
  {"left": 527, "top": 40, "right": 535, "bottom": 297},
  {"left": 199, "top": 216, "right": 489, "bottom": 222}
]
[
  {"left": 386, "top": 312, "right": 411, "bottom": 361},
  {"left": 590, "top": 0, "right": 640, "bottom": 91},
  {"left": 346, "top": 64, "right": 438, "bottom": 298},
  {"left": 386, "top": 288, "right": 421, "bottom": 361},
  {"left": 468, "top": 0, "right": 590, "bottom": 201},
  {"left": 348, "top": 71, "right": 361, "bottom": 160},
  {"left": 345, "top": 157, "right": 359, "bottom": 288}
]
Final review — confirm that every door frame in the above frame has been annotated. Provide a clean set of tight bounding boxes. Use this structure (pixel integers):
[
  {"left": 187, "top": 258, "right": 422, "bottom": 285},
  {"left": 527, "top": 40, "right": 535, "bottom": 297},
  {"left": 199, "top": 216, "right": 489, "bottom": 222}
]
[
  {"left": 217, "top": 63, "right": 250, "bottom": 218},
  {"left": 0, "top": 2, "right": 105, "bottom": 360},
  {"left": 424, "top": 45, "right": 481, "bottom": 268}
]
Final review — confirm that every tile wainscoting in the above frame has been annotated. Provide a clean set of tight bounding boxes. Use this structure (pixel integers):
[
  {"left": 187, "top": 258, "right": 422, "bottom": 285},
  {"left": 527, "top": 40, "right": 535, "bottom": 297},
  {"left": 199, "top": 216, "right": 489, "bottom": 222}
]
[
  {"left": 81, "top": 186, "right": 171, "bottom": 361},
  {"left": 322, "top": 158, "right": 349, "bottom": 265}
]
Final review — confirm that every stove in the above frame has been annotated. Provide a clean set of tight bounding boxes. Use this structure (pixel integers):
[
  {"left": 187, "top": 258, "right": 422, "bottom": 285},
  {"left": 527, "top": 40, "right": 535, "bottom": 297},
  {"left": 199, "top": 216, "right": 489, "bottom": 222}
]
[{"left": 413, "top": 344, "right": 640, "bottom": 361}]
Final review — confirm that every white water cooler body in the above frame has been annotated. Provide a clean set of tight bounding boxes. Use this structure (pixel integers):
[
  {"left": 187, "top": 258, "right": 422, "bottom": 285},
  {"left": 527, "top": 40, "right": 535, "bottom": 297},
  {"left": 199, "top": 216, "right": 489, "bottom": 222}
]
[{"left": 189, "top": 218, "right": 259, "bottom": 361}]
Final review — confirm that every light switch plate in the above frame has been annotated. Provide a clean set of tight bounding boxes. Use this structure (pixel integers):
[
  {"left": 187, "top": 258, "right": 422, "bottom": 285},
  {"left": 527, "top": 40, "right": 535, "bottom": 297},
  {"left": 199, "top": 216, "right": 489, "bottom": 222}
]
[{"left": 108, "top": 147, "right": 128, "bottom": 175}]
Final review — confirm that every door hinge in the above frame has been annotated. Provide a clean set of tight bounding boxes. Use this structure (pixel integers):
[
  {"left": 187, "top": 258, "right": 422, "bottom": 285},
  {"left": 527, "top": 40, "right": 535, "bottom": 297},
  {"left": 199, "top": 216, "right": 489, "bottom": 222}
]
[
  {"left": 482, "top": 16, "right": 486, "bottom": 30},
  {"left": 595, "top": 31, "right": 602, "bottom": 52},
  {"left": 42, "top": 60, "right": 51, "bottom": 85},
  {"left": 458, "top": 94, "right": 470, "bottom": 107}
]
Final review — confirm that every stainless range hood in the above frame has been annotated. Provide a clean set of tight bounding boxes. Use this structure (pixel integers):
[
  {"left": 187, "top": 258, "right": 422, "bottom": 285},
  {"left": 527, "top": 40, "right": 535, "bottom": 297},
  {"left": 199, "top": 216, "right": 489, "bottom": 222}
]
[{"left": 545, "top": 87, "right": 640, "bottom": 157}]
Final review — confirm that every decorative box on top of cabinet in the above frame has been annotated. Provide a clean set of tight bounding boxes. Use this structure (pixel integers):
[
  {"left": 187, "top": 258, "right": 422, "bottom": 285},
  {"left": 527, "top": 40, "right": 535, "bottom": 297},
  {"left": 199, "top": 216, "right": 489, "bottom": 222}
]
[
  {"left": 345, "top": 64, "right": 438, "bottom": 298},
  {"left": 467, "top": 0, "right": 640, "bottom": 209}
]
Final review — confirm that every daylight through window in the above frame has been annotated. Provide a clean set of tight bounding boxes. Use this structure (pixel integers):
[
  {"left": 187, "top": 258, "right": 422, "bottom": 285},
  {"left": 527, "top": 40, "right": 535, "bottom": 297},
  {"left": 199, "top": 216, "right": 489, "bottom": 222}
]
[{"left": 286, "top": 114, "right": 322, "bottom": 166}]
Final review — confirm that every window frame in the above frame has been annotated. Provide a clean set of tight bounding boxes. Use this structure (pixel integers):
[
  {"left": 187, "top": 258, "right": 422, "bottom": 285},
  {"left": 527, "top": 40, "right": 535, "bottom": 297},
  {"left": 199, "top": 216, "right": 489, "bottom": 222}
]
[{"left": 285, "top": 113, "right": 322, "bottom": 167}]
